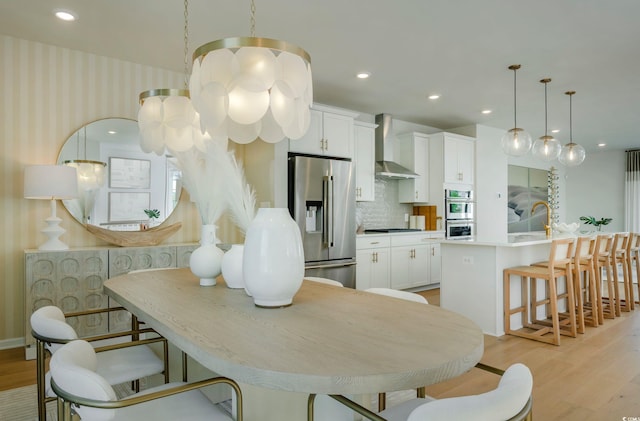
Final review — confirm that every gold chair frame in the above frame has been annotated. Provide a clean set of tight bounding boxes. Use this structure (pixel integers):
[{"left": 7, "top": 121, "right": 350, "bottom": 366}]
[
  {"left": 32, "top": 307, "right": 169, "bottom": 421},
  {"left": 307, "top": 363, "right": 533, "bottom": 421}
]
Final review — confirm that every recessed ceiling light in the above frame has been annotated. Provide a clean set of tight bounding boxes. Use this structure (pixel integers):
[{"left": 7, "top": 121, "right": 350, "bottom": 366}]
[
  {"left": 428, "top": 94, "right": 440, "bottom": 100},
  {"left": 54, "top": 9, "right": 77, "bottom": 21},
  {"left": 107, "top": 130, "right": 117, "bottom": 135},
  {"left": 551, "top": 129, "right": 560, "bottom": 133},
  {"left": 481, "top": 109, "right": 492, "bottom": 114},
  {"left": 598, "top": 143, "right": 606, "bottom": 147},
  {"left": 356, "top": 72, "right": 370, "bottom": 79}
]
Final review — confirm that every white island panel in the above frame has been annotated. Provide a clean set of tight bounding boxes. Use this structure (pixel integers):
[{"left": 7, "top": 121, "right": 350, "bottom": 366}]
[{"left": 440, "top": 236, "right": 552, "bottom": 336}]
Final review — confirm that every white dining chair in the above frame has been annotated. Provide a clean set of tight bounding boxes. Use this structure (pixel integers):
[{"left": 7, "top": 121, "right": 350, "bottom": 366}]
[
  {"left": 364, "top": 287, "right": 429, "bottom": 304},
  {"left": 30, "top": 305, "right": 169, "bottom": 420},
  {"left": 49, "top": 339, "right": 242, "bottom": 421},
  {"left": 308, "top": 363, "right": 533, "bottom": 421},
  {"left": 305, "top": 276, "right": 344, "bottom": 287}
]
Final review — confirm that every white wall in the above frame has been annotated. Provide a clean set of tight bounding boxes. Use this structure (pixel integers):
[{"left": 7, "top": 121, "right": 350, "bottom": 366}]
[{"left": 565, "top": 150, "right": 625, "bottom": 232}]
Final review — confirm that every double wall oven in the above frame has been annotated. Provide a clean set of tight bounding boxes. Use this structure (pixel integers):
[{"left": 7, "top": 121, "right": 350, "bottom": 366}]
[{"left": 445, "top": 189, "right": 475, "bottom": 239}]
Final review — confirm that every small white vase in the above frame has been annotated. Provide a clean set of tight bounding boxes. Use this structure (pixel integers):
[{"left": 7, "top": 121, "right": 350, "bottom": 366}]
[
  {"left": 221, "top": 244, "right": 245, "bottom": 289},
  {"left": 190, "top": 224, "right": 224, "bottom": 286},
  {"left": 243, "top": 208, "right": 304, "bottom": 307}
]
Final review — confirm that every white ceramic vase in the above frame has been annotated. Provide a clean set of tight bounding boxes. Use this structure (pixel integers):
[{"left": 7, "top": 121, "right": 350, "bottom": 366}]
[
  {"left": 243, "top": 208, "right": 305, "bottom": 307},
  {"left": 221, "top": 244, "right": 245, "bottom": 289},
  {"left": 190, "top": 224, "right": 224, "bottom": 286}
]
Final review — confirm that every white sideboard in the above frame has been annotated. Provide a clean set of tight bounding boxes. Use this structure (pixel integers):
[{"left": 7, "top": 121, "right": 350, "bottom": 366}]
[{"left": 24, "top": 243, "right": 198, "bottom": 359}]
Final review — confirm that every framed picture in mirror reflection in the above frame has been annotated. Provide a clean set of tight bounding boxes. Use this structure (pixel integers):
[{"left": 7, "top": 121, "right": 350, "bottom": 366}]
[
  {"left": 109, "top": 157, "right": 151, "bottom": 189},
  {"left": 108, "top": 192, "right": 150, "bottom": 222}
]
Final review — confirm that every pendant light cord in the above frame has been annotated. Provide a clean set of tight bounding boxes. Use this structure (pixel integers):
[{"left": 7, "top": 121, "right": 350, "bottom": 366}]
[
  {"left": 183, "top": 0, "right": 189, "bottom": 89},
  {"left": 513, "top": 67, "right": 517, "bottom": 128},
  {"left": 544, "top": 81, "right": 548, "bottom": 135}
]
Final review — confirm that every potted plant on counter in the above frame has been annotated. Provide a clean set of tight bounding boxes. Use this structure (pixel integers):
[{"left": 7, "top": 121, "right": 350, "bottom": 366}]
[{"left": 579, "top": 216, "right": 612, "bottom": 231}]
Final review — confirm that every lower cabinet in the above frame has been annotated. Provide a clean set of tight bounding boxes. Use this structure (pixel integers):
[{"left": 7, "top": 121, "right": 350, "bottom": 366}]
[
  {"left": 355, "top": 235, "right": 391, "bottom": 290},
  {"left": 357, "top": 232, "right": 443, "bottom": 291}
]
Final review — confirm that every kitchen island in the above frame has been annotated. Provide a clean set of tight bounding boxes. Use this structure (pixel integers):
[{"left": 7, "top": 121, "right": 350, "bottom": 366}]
[{"left": 440, "top": 233, "right": 555, "bottom": 336}]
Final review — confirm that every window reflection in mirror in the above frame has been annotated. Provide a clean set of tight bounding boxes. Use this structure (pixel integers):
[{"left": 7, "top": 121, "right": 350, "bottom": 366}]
[{"left": 57, "top": 118, "right": 182, "bottom": 231}]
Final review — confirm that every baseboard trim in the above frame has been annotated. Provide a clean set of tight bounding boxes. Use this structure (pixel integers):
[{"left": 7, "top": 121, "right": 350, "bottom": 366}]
[{"left": 0, "top": 337, "right": 25, "bottom": 351}]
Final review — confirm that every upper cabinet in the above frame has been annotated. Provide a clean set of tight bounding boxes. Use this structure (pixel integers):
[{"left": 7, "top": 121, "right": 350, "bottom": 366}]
[
  {"left": 396, "top": 132, "right": 430, "bottom": 203},
  {"left": 354, "top": 121, "right": 376, "bottom": 202},
  {"left": 288, "top": 105, "right": 358, "bottom": 159},
  {"left": 442, "top": 134, "right": 475, "bottom": 185}
]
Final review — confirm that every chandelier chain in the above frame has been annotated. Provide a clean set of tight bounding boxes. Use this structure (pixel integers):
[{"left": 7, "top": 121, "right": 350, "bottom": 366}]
[
  {"left": 250, "top": 0, "right": 256, "bottom": 37},
  {"left": 183, "top": 0, "right": 190, "bottom": 88}
]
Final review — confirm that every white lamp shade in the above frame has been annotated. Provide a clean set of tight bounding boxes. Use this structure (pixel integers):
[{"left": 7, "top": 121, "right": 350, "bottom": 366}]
[{"left": 24, "top": 165, "right": 78, "bottom": 200}]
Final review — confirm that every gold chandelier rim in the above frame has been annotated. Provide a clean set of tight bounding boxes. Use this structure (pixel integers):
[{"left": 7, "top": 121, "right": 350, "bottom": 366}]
[
  {"left": 64, "top": 159, "right": 107, "bottom": 167},
  {"left": 539, "top": 135, "right": 555, "bottom": 141},
  {"left": 139, "top": 89, "right": 190, "bottom": 104},
  {"left": 192, "top": 36, "right": 311, "bottom": 65},
  {"left": 508, "top": 127, "right": 525, "bottom": 132}
]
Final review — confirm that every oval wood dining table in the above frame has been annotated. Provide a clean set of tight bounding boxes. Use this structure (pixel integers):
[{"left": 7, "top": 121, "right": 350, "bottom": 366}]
[{"left": 104, "top": 268, "right": 484, "bottom": 420}]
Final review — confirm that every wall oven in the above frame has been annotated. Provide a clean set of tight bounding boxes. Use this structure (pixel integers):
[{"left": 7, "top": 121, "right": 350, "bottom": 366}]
[
  {"left": 445, "top": 189, "right": 475, "bottom": 239},
  {"left": 446, "top": 220, "right": 475, "bottom": 239}
]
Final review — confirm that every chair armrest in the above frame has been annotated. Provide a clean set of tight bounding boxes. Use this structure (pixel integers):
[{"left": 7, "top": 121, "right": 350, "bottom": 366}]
[
  {"left": 51, "top": 376, "right": 244, "bottom": 420},
  {"left": 31, "top": 328, "right": 161, "bottom": 347},
  {"left": 307, "top": 394, "right": 387, "bottom": 421}
]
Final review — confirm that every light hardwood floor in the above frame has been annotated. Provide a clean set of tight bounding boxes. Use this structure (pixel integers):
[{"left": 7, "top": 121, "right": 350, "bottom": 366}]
[{"left": 2, "top": 289, "right": 639, "bottom": 420}]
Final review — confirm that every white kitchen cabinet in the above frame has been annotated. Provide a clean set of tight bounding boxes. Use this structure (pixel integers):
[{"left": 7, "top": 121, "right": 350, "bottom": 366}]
[
  {"left": 355, "top": 235, "right": 390, "bottom": 290},
  {"left": 390, "top": 244, "right": 429, "bottom": 290},
  {"left": 441, "top": 133, "right": 475, "bottom": 185},
  {"left": 354, "top": 121, "right": 376, "bottom": 201},
  {"left": 396, "top": 132, "right": 429, "bottom": 203},
  {"left": 288, "top": 105, "right": 357, "bottom": 158}
]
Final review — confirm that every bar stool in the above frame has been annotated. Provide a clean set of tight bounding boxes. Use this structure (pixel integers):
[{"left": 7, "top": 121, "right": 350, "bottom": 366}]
[
  {"left": 504, "top": 237, "right": 577, "bottom": 346},
  {"left": 625, "top": 232, "right": 640, "bottom": 306},
  {"left": 594, "top": 233, "right": 615, "bottom": 322},
  {"left": 572, "top": 236, "right": 599, "bottom": 329},
  {"left": 532, "top": 236, "right": 600, "bottom": 333},
  {"left": 611, "top": 232, "right": 632, "bottom": 314}
]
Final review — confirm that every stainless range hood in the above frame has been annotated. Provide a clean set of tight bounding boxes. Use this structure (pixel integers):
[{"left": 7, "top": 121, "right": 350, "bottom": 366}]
[{"left": 375, "top": 114, "right": 419, "bottom": 179}]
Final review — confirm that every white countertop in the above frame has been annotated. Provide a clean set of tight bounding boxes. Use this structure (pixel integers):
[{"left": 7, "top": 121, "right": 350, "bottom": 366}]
[
  {"left": 440, "top": 232, "right": 568, "bottom": 247},
  {"left": 357, "top": 230, "right": 445, "bottom": 238}
]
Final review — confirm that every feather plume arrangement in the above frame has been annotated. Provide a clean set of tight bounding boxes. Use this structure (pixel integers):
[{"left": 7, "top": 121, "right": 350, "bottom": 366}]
[
  {"left": 224, "top": 152, "right": 257, "bottom": 233},
  {"left": 173, "top": 139, "right": 228, "bottom": 225}
]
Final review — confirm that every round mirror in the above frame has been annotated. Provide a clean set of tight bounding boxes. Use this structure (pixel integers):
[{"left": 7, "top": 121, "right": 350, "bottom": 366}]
[{"left": 57, "top": 118, "right": 182, "bottom": 231}]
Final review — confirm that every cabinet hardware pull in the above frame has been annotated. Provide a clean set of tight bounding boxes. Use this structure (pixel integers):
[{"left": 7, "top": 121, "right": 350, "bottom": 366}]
[
  {"left": 415, "top": 190, "right": 418, "bottom": 200},
  {"left": 371, "top": 241, "right": 380, "bottom": 245}
]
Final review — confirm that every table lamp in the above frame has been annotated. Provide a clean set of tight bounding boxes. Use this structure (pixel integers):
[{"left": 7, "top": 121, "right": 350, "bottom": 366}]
[{"left": 24, "top": 165, "right": 78, "bottom": 250}]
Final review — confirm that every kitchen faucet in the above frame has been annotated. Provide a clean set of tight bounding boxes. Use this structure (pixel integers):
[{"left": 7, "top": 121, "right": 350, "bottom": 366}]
[{"left": 531, "top": 201, "right": 552, "bottom": 238}]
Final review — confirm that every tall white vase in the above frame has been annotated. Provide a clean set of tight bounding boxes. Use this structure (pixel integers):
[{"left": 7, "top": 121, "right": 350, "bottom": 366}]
[
  {"left": 190, "top": 224, "right": 224, "bottom": 286},
  {"left": 243, "top": 208, "right": 304, "bottom": 307},
  {"left": 221, "top": 244, "right": 245, "bottom": 289}
]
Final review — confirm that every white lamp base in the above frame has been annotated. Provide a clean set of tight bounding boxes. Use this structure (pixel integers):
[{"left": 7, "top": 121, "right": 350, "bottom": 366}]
[{"left": 38, "top": 202, "right": 69, "bottom": 251}]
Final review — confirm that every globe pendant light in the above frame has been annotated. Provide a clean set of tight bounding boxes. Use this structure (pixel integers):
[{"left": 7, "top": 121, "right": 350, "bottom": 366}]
[
  {"left": 137, "top": 0, "right": 207, "bottom": 156},
  {"left": 501, "top": 64, "right": 532, "bottom": 156},
  {"left": 189, "top": 0, "right": 313, "bottom": 145},
  {"left": 532, "top": 78, "right": 561, "bottom": 161},
  {"left": 558, "top": 91, "right": 586, "bottom": 167}
]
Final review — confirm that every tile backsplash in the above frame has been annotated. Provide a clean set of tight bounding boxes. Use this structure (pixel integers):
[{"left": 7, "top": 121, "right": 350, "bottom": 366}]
[{"left": 356, "top": 178, "right": 413, "bottom": 230}]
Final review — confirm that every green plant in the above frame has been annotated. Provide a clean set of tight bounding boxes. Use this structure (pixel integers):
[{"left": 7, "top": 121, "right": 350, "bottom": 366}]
[
  {"left": 144, "top": 209, "right": 160, "bottom": 220},
  {"left": 579, "top": 216, "right": 612, "bottom": 231}
]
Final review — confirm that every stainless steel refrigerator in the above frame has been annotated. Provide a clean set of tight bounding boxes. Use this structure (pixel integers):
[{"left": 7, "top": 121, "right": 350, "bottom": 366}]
[{"left": 288, "top": 153, "right": 356, "bottom": 288}]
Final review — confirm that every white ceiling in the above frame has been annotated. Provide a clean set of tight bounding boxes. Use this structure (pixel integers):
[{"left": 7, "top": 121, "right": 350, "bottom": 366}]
[{"left": 2, "top": 0, "right": 639, "bottom": 152}]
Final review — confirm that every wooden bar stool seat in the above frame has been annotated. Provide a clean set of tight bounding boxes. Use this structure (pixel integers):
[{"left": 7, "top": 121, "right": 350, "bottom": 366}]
[
  {"left": 504, "top": 237, "right": 577, "bottom": 346},
  {"left": 594, "top": 233, "right": 615, "bottom": 322}
]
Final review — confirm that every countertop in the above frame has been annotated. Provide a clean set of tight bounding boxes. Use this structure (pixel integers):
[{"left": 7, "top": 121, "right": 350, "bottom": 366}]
[
  {"left": 357, "top": 230, "right": 445, "bottom": 238},
  {"left": 440, "top": 232, "right": 568, "bottom": 247}
]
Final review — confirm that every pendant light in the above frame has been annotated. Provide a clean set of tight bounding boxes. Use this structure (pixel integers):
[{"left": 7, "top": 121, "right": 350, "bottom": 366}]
[
  {"left": 63, "top": 126, "right": 107, "bottom": 224},
  {"left": 189, "top": 0, "right": 313, "bottom": 144},
  {"left": 138, "top": 0, "right": 207, "bottom": 156},
  {"left": 558, "top": 91, "right": 586, "bottom": 166},
  {"left": 531, "top": 78, "right": 561, "bottom": 161},
  {"left": 501, "top": 64, "right": 532, "bottom": 156}
]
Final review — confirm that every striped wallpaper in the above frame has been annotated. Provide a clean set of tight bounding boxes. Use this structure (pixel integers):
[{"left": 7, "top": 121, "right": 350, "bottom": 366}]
[{"left": 0, "top": 35, "right": 240, "bottom": 345}]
